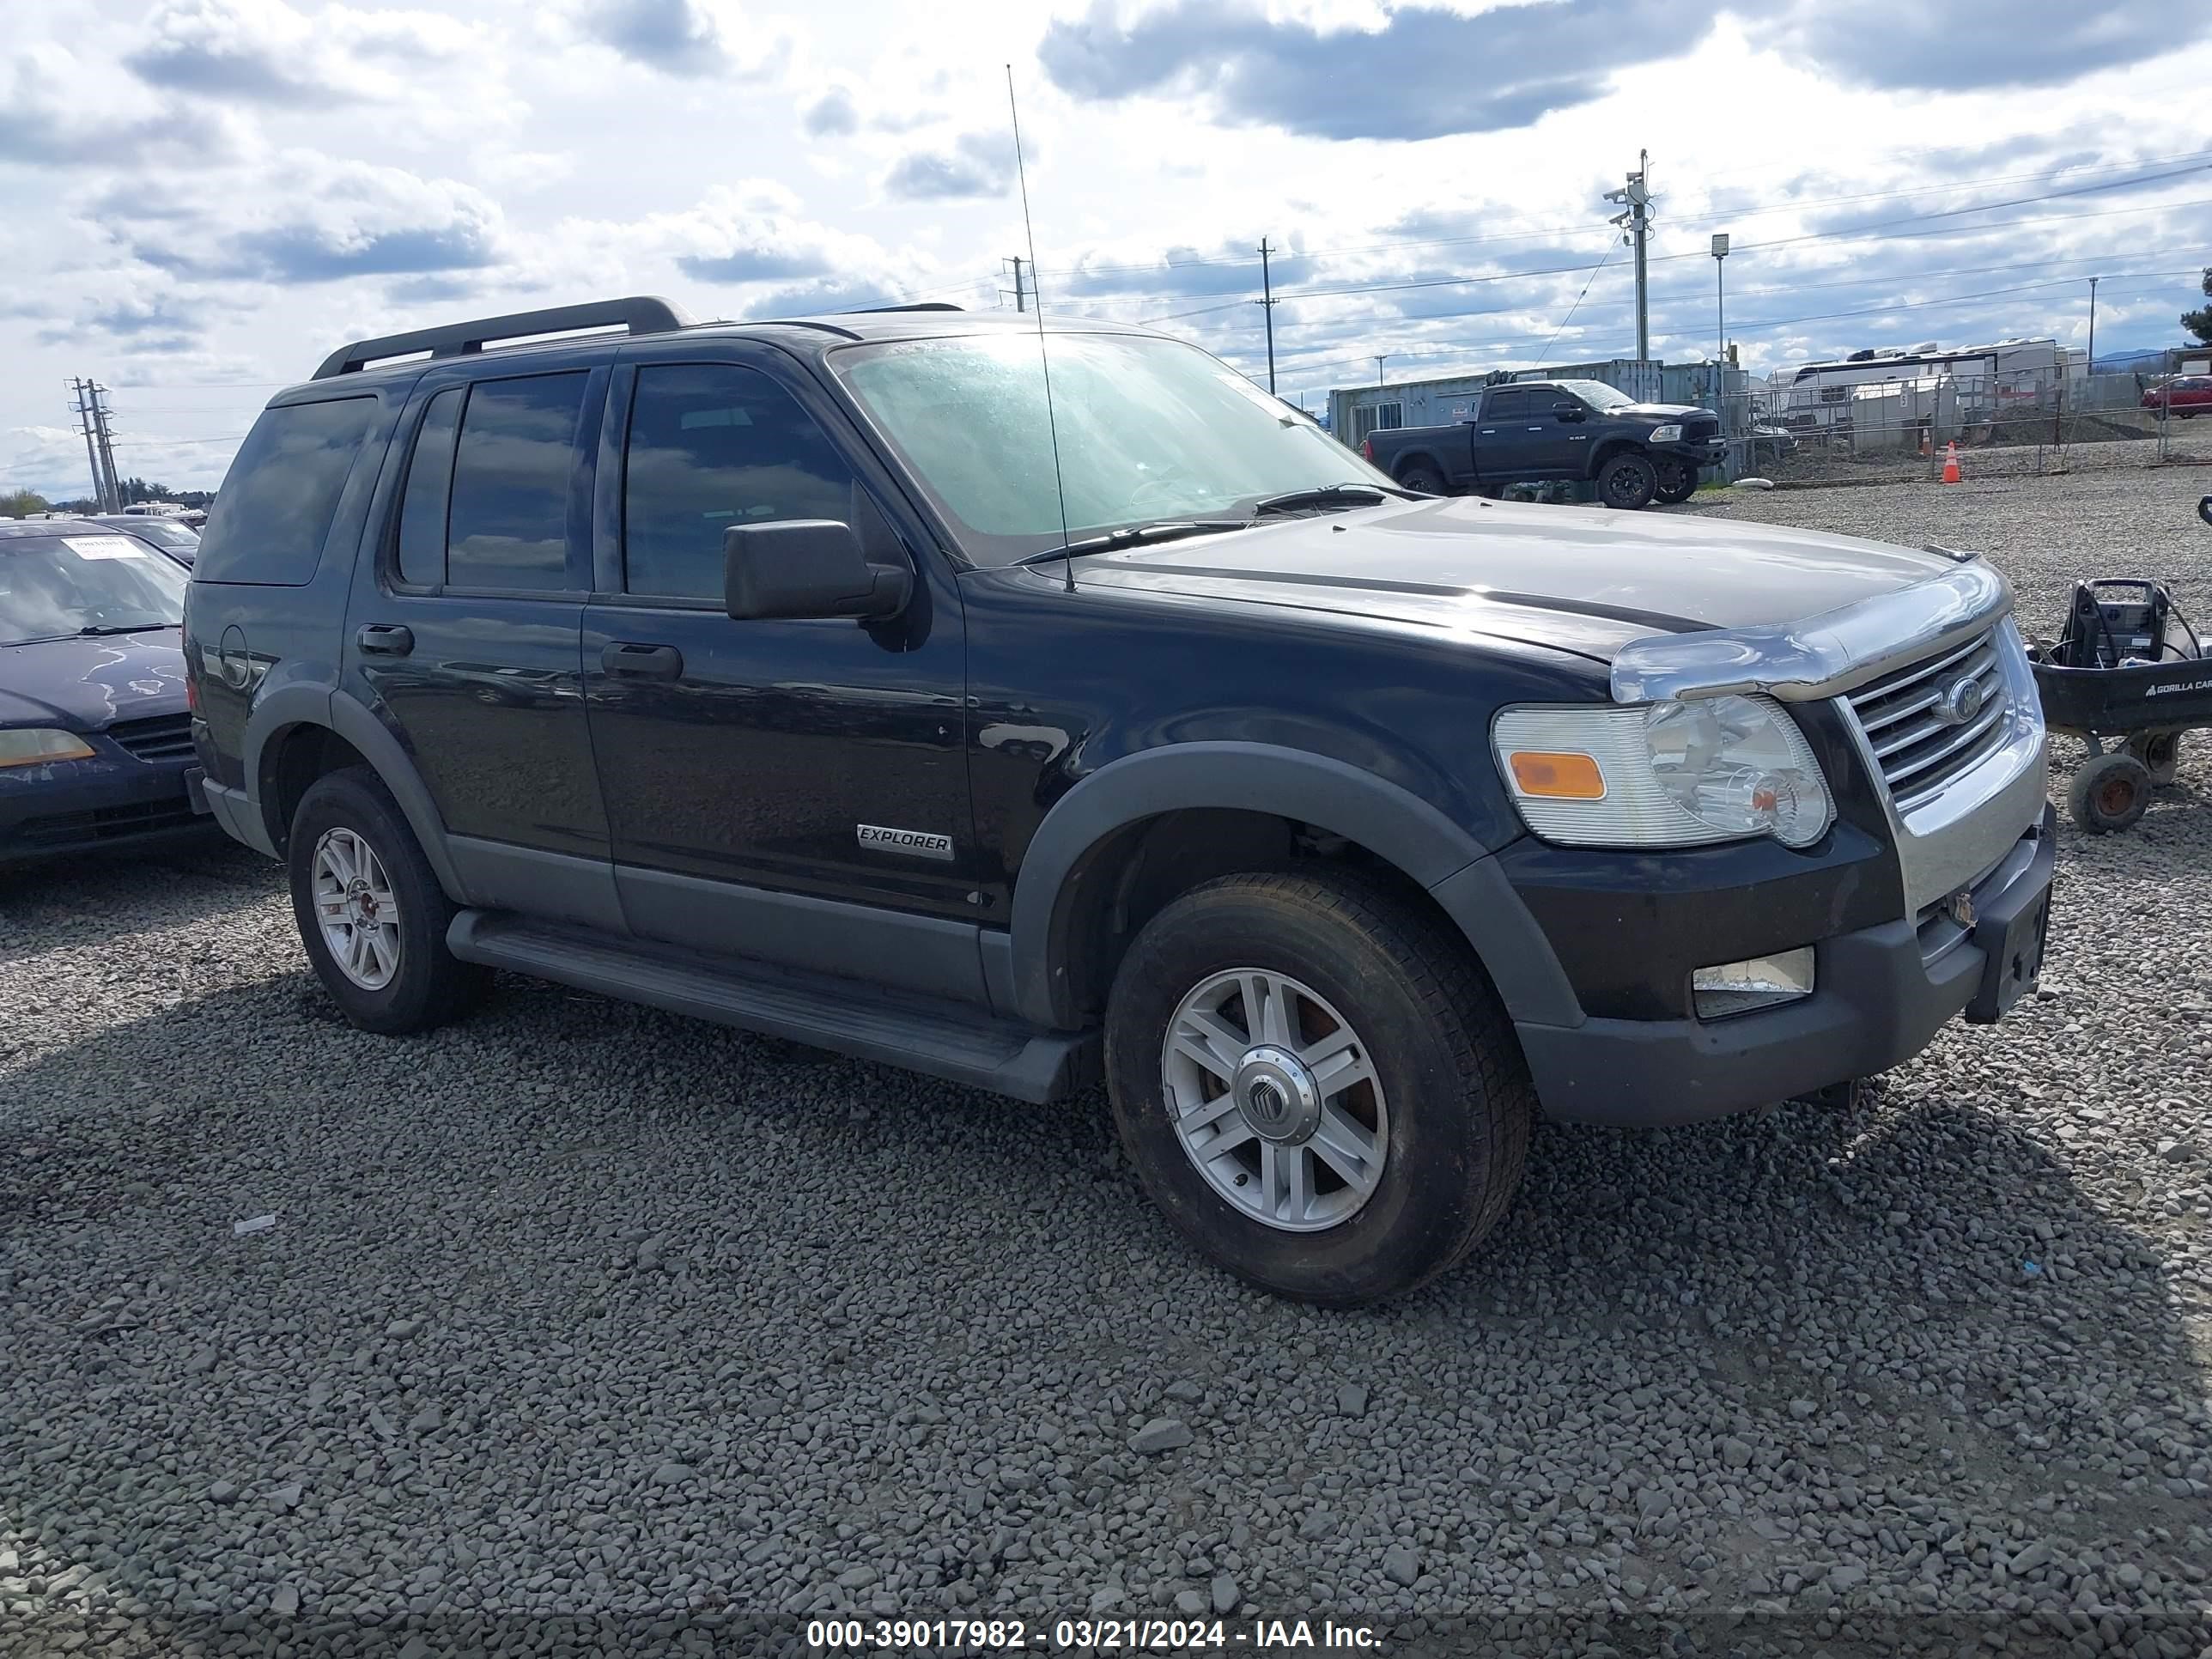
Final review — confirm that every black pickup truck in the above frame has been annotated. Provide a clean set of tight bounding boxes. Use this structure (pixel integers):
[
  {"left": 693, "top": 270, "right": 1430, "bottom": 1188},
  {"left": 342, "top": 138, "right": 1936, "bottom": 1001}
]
[
  {"left": 185, "top": 299, "right": 2053, "bottom": 1305},
  {"left": 1361, "top": 379, "right": 1727, "bottom": 508}
]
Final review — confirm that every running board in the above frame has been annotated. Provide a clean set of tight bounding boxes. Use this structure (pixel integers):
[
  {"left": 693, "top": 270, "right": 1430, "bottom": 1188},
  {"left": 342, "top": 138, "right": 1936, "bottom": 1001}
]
[{"left": 446, "top": 911, "right": 1097, "bottom": 1104}]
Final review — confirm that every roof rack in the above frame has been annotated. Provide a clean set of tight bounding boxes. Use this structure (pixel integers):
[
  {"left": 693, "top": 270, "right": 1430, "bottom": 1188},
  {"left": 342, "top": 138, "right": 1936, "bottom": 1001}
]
[
  {"left": 311, "top": 295, "right": 696, "bottom": 380},
  {"left": 851, "top": 302, "right": 964, "bottom": 313}
]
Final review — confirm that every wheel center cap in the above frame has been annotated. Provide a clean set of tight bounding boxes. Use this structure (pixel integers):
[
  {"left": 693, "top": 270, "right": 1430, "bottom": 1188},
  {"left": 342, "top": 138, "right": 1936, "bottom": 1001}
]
[
  {"left": 1233, "top": 1045, "right": 1322, "bottom": 1145},
  {"left": 347, "top": 879, "right": 377, "bottom": 924}
]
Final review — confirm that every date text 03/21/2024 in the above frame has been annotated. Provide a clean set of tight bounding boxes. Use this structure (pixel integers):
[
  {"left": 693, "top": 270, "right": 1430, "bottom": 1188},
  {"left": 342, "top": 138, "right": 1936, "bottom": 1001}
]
[{"left": 805, "top": 1617, "right": 1384, "bottom": 1650}]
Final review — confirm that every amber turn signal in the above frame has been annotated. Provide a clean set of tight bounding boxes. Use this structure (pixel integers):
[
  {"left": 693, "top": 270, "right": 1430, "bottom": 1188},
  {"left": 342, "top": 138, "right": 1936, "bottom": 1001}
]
[{"left": 1507, "top": 750, "right": 1605, "bottom": 799}]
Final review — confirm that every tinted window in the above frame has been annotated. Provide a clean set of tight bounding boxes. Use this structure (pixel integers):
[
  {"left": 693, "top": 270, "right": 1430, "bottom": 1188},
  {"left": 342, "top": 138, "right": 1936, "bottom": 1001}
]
[
  {"left": 395, "top": 386, "right": 462, "bottom": 587},
  {"left": 623, "top": 364, "right": 858, "bottom": 600},
  {"left": 1486, "top": 390, "right": 1529, "bottom": 419},
  {"left": 446, "top": 374, "right": 586, "bottom": 591},
  {"left": 195, "top": 398, "right": 374, "bottom": 585}
]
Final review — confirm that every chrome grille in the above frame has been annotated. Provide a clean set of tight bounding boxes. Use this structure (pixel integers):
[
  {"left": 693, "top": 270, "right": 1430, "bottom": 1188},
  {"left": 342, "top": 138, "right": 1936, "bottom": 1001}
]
[
  {"left": 1844, "top": 627, "right": 2011, "bottom": 813},
  {"left": 106, "top": 714, "right": 195, "bottom": 763}
]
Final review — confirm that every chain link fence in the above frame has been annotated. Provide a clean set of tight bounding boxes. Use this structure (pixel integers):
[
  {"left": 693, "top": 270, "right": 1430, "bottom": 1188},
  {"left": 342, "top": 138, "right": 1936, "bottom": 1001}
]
[{"left": 1721, "top": 371, "right": 2212, "bottom": 486}]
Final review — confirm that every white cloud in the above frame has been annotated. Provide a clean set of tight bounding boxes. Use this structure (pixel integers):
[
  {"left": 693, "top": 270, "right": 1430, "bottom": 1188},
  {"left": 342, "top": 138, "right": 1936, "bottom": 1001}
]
[
  {"left": 568, "top": 0, "right": 790, "bottom": 78},
  {"left": 125, "top": 0, "right": 483, "bottom": 106}
]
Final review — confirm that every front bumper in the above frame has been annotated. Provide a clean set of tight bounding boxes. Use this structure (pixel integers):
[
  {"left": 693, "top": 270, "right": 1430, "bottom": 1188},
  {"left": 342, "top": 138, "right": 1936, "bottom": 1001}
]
[
  {"left": 1655, "top": 438, "right": 1728, "bottom": 469},
  {"left": 1513, "top": 804, "right": 2055, "bottom": 1127},
  {"left": 0, "top": 751, "right": 215, "bottom": 867}
]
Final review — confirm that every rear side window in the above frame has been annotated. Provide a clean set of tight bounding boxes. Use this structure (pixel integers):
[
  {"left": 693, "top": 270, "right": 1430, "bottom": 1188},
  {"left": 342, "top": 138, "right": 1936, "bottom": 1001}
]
[
  {"left": 445, "top": 373, "right": 587, "bottom": 591},
  {"left": 194, "top": 398, "right": 375, "bottom": 585},
  {"left": 395, "top": 386, "right": 462, "bottom": 587}
]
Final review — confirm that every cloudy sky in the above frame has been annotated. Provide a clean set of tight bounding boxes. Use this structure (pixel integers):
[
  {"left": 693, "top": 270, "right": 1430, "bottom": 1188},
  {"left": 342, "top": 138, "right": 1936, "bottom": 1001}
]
[{"left": 4, "top": 0, "right": 2209, "bottom": 500}]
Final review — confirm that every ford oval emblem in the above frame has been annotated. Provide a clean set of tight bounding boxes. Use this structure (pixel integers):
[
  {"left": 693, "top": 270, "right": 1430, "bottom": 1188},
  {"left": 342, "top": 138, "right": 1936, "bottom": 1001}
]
[{"left": 1934, "top": 675, "right": 1985, "bottom": 726}]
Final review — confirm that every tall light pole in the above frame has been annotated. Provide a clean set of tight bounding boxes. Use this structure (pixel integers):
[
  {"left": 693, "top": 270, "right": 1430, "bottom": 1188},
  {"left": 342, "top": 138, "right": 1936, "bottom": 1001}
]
[
  {"left": 1711, "top": 233, "right": 1729, "bottom": 368},
  {"left": 2087, "top": 275, "right": 2100, "bottom": 371},
  {"left": 1606, "top": 150, "right": 1653, "bottom": 363}
]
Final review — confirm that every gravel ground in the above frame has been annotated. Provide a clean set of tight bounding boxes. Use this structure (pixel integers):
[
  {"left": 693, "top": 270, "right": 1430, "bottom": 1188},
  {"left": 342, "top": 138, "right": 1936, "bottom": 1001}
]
[{"left": 5, "top": 465, "right": 2212, "bottom": 1658}]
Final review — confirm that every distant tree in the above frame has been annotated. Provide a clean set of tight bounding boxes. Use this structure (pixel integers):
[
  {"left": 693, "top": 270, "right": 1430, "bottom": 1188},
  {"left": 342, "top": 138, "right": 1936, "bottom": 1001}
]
[
  {"left": 115, "top": 475, "right": 177, "bottom": 506},
  {"left": 1, "top": 489, "right": 52, "bottom": 519},
  {"left": 2185, "top": 267, "right": 2212, "bottom": 347}
]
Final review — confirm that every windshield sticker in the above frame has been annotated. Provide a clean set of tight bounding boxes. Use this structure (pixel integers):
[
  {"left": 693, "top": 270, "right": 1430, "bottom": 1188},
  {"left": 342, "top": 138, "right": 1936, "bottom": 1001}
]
[{"left": 62, "top": 536, "right": 149, "bottom": 561}]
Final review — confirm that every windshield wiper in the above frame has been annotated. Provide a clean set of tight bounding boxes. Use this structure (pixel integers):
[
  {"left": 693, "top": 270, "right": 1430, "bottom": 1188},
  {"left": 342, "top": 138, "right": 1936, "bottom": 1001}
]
[
  {"left": 1244, "top": 483, "right": 1411, "bottom": 516},
  {"left": 1014, "top": 519, "right": 1251, "bottom": 566},
  {"left": 75, "top": 623, "right": 177, "bottom": 636}
]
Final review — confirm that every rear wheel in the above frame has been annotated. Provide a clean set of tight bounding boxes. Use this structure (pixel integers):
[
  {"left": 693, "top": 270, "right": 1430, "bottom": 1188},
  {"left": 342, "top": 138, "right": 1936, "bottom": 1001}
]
[
  {"left": 288, "top": 767, "right": 487, "bottom": 1033},
  {"left": 1597, "top": 453, "right": 1658, "bottom": 510},
  {"left": 1652, "top": 458, "right": 1697, "bottom": 504},
  {"left": 2067, "top": 751, "right": 2151, "bottom": 834},
  {"left": 2125, "top": 730, "right": 2182, "bottom": 787},
  {"left": 1104, "top": 871, "right": 1533, "bottom": 1305},
  {"left": 1396, "top": 462, "right": 1444, "bottom": 495}
]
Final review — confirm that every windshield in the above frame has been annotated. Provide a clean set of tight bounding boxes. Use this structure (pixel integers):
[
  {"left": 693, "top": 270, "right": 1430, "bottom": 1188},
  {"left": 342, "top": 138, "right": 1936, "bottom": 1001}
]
[
  {"left": 1552, "top": 380, "right": 1636, "bottom": 410},
  {"left": 833, "top": 331, "right": 1398, "bottom": 564},
  {"left": 101, "top": 518, "right": 199, "bottom": 550},
  {"left": 0, "top": 533, "right": 189, "bottom": 645}
]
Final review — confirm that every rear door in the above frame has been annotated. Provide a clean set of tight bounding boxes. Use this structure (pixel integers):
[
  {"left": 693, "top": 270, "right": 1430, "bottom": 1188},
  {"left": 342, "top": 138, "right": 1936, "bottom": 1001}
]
[
  {"left": 578, "top": 343, "right": 981, "bottom": 998},
  {"left": 342, "top": 363, "right": 619, "bottom": 927},
  {"left": 1475, "top": 388, "right": 1540, "bottom": 474}
]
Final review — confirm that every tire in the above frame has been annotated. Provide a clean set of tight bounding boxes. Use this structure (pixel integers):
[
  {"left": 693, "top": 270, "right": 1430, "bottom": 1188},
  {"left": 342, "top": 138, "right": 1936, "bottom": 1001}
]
[
  {"left": 1596, "top": 452, "right": 1658, "bottom": 510},
  {"left": 1652, "top": 458, "right": 1697, "bottom": 504},
  {"left": 2066, "top": 751, "right": 2151, "bottom": 834},
  {"left": 287, "top": 766, "right": 488, "bottom": 1034},
  {"left": 1396, "top": 462, "right": 1444, "bottom": 495},
  {"left": 2124, "top": 730, "right": 2182, "bottom": 787},
  {"left": 1103, "top": 871, "right": 1534, "bottom": 1305}
]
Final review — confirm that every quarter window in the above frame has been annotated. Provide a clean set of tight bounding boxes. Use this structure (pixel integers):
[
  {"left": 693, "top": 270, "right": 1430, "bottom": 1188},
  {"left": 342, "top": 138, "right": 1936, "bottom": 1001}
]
[
  {"left": 395, "top": 386, "right": 462, "bottom": 587},
  {"left": 195, "top": 398, "right": 374, "bottom": 586},
  {"left": 622, "top": 364, "right": 860, "bottom": 600},
  {"left": 445, "top": 373, "right": 587, "bottom": 591}
]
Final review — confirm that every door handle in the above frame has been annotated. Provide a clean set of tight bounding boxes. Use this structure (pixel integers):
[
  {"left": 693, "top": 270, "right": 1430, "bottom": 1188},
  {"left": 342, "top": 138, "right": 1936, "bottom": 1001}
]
[
  {"left": 601, "top": 641, "right": 684, "bottom": 680},
  {"left": 356, "top": 623, "right": 414, "bottom": 657}
]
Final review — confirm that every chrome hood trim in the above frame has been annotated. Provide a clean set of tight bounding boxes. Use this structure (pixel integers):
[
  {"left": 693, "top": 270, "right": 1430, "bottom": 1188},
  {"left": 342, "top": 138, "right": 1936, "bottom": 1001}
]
[{"left": 1608, "top": 557, "right": 2012, "bottom": 706}]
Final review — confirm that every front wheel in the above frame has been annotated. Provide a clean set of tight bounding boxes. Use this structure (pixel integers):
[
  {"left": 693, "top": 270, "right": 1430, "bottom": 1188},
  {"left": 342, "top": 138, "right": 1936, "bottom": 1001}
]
[
  {"left": 1652, "top": 458, "right": 1698, "bottom": 504},
  {"left": 1104, "top": 872, "right": 1533, "bottom": 1305},
  {"left": 1597, "top": 453, "right": 1658, "bottom": 510},
  {"left": 2067, "top": 751, "right": 2151, "bottom": 834},
  {"left": 288, "top": 767, "right": 488, "bottom": 1033}
]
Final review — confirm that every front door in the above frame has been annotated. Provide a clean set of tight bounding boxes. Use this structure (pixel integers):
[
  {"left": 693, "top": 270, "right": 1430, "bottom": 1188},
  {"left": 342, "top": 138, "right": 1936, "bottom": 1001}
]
[
  {"left": 343, "top": 364, "right": 618, "bottom": 926},
  {"left": 579, "top": 349, "right": 978, "bottom": 994}
]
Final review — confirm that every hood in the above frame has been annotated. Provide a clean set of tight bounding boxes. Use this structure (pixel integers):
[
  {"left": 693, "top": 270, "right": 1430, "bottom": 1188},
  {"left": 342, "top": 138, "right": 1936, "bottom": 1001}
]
[
  {"left": 1617, "top": 403, "right": 1710, "bottom": 421},
  {"left": 0, "top": 628, "right": 190, "bottom": 730},
  {"left": 1070, "top": 496, "right": 1958, "bottom": 663}
]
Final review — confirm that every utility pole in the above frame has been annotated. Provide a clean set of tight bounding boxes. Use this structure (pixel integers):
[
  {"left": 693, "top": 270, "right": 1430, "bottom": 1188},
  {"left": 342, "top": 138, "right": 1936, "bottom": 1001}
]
[
  {"left": 1374, "top": 356, "right": 1389, "bottom": 388},
  {"left": 1008, "top": 256, "right": 1026, "bottom": 313},
  {"left": 1254, "top": 238, "right": 1279, "bottom": 393},
  {"left": 91, "top": 384, "right": 124, "bottom": 510},
  {"left": 2087, "top": 276, "right": 2100, "bottom": 370},
  {"left": 1606, "top": 150, "right": 1654, "bottom": 363},
  {"left": 70, "top": 379, "right": 106, "bottom": 510}
]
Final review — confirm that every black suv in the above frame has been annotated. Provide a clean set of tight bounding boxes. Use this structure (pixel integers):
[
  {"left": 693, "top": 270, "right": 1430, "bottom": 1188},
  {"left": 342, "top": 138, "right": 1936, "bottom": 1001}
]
[{"left": 187, "top": 297, "right": 2056, "bottom": 1304}]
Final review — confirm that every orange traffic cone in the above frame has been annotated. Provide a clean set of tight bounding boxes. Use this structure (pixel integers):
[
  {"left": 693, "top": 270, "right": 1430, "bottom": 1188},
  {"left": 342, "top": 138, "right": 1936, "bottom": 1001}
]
[{"left": 1942, "top": 441, "right": 1962, "bottom": 485}]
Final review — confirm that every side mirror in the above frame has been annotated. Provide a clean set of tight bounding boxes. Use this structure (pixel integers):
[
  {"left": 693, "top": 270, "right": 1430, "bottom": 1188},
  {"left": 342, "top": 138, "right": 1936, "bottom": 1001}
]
[
  {"left": 1551, "top": 401, "right": 1585, "bottom": 422},
  {"left": 723, "top": 520, "right": 912, "bottom": 622}
]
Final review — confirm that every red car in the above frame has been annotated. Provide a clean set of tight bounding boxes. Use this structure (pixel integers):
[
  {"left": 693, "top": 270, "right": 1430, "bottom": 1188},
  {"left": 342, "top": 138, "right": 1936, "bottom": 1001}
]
[{"left": 2142, "top": 375, "right": 2212, "bottom": 416}]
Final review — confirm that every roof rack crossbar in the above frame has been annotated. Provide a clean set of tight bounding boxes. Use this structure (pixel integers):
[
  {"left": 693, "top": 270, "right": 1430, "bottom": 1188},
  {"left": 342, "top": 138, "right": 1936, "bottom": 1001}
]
[{"left": 311, "top": 295, "right": 696, "bottom": 380}]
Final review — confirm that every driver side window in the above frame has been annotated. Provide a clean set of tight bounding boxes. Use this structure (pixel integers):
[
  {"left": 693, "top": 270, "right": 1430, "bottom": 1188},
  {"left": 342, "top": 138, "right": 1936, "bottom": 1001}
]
[{"left": 622, "top": 364, "right": 860, "bottom": 601}]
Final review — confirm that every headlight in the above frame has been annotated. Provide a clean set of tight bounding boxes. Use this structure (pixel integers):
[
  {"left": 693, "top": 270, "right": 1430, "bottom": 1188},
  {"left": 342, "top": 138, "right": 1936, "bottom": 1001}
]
[
  {"left": 1493, "top": 695, "right": 1832, "bottom": 848},
  {"left": 0, "top": 729, "right": 97, "bottom": 769},
  {"left": 1648, "top": 423, "right": 1683, "bottom": 444}
]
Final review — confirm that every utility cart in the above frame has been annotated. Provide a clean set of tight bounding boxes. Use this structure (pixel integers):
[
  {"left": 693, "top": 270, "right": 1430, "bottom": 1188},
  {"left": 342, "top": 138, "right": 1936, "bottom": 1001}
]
[{"left": 2027, "top": 498, "right": 2212, "bottom": 832}]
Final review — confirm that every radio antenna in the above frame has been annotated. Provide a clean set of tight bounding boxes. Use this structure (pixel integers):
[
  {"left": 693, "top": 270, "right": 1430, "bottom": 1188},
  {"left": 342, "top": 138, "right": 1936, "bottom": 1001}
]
[{"left": 1006, "top": 64, "right": 1075, "bottom": 593}]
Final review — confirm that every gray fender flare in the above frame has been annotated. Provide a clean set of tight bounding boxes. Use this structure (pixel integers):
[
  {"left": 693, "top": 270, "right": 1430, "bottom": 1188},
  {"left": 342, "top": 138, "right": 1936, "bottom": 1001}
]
[
  {"left": 1007, "top": 741, "right": 1581, "bottom": 1031},
  {"left": 240, "top": 685, "right": 466, "bottom": 901}
]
